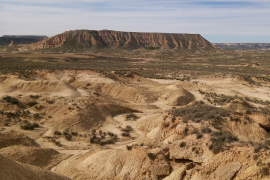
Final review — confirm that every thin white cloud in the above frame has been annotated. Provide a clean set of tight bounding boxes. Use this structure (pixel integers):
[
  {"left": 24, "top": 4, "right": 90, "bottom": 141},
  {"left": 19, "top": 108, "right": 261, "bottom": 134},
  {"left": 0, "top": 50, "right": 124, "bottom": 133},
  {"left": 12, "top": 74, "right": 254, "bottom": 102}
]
[{"left": 0, "top": 0, "right": 270, "bottom": 42}]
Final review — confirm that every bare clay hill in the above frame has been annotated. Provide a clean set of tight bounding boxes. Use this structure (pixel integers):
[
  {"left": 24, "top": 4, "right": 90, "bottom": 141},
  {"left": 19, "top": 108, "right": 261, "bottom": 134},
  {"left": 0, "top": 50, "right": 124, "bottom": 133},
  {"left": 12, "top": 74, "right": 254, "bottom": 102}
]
[
  {"left": 1, "top": 69, "right": 270, "bottom": 179},
  {"left": 28, "top": 29, "right": 215, "bottom": 50}
]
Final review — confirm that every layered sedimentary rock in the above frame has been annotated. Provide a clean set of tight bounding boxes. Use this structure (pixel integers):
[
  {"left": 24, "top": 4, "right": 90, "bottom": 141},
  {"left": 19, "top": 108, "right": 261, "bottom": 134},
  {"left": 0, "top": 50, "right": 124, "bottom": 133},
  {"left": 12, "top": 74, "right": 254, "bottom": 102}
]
[{"left": 28, "top": 29, "right": 215, "bottom": 50}]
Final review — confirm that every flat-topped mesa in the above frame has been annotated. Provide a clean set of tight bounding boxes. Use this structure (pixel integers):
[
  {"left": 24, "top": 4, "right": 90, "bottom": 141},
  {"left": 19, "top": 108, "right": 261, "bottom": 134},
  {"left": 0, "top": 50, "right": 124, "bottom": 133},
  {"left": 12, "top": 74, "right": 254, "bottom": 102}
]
[
  {"left": 29, "top": 29, "right": 216, "bottom": 50},
  {"left": 0, "top": 35, "right": 47, "bottom": 46}
]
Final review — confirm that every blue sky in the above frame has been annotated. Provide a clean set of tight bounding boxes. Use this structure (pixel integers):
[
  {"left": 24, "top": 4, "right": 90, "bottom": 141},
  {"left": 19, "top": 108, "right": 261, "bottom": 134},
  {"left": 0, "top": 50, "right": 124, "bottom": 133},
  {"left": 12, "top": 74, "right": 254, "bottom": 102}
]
[{"left": 1, "top": 0, "right": 270, "bottom": 43}]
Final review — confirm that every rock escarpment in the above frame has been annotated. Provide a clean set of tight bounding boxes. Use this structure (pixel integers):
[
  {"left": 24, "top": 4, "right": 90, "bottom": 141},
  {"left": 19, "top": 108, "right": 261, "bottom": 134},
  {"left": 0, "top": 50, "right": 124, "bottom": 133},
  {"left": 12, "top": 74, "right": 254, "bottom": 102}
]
[{"left": 29, "top": 29, "right": 215, "bottom": 50}]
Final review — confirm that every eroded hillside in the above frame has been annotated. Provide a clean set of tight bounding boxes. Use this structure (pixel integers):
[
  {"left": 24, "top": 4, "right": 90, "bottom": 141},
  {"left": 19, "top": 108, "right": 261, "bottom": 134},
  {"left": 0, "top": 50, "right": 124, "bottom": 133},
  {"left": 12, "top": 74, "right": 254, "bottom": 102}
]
[
  {"left": 27, "top": 30, "right": 215, "bottom": 50},
  {"left": 1, "top": 69, "right": 270, "bottom": 179}
]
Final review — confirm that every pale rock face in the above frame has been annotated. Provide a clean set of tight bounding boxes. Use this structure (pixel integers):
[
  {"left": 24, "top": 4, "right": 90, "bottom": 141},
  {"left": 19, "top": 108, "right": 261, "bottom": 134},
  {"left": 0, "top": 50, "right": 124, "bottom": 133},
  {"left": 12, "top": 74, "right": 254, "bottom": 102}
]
[
  {"left": 214, "top": 162, "right": 242, "bottom": 180},
  {"left": 250, "top": 114, "right": 270, "bottom": 131}
]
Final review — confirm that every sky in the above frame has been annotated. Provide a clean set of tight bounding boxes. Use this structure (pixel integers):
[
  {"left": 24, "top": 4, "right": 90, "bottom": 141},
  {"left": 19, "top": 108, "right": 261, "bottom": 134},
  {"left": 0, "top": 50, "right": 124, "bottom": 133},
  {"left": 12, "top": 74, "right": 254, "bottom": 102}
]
[{"left": 1, "top": 0, "right": 270, "bottom": 43}]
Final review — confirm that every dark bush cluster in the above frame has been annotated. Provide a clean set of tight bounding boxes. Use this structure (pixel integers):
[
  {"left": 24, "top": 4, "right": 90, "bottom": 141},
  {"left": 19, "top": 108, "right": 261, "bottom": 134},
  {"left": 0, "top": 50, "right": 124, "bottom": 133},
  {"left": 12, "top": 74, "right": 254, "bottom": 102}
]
[
  {"left": 29, "top": 95, "right": 40, "bottom": 99},
  {"left": 54, "top": 130, "right": 62, "bottom": 135},
  {"left": 121, "top": 125, "right": 133, "bottom": 137},
  {"left": 63, "top": 129, "right": 75, "bottom": 141},
  {"left": 170, "top": 103, "right": 231, "bottom": 123},
  {"left": 125, "top": 113, "right": 139, "bottom": 121},
  {"left": 199, "top": 90, "right": 240, "bottom": 105},
  {"left": 27, "top": 101, "right": 38, "bottom": 107},
  {"left": 3, "top": 96, "right": 19, "bottom": 105},
  {"left": 147, "top": 153, "right": 156, "bottom": 160},
  {"left": 199, "top": 89, "right": 270, "bottom": 106},
  {"left": 103, "top": 72, "right": 118, "bottom": 80},
  {"left": 126, "top": 145, "right": 133, "bottom": 150},
  {"left": 148, "top": 46, "right": 160, "bottom": 50},
  {"left": 90, "top": 130, "right": 117, "bottom": 145},
  {"left": 52, "top": 139, "right": 62, "bottom": 147},
  {"left": 260, "top": 167, "right": 270, "bottom": 176},
  {"left": 21, "top": 122, "right": 39, "bottom": 130},
  {"left": 209, "top": 131, "right": 238, "bottom": 154},
  {"left": 202, "top": 127, "right": 212, "bottom": 134},
  {"left": 180, "top": 142, "right": 186, "bottom": 147},
  {"left": 254, "top": 143, "right": 269, "bottom": 153}
]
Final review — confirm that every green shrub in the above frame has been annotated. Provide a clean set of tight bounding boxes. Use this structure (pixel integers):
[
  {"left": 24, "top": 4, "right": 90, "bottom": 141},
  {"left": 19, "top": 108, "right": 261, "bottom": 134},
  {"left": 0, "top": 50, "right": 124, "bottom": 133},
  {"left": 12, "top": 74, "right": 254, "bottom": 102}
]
[
  {"left": 90, "top": 133, "right": 117, "bottom": 145},
  {"left": 32, "top": 123, "right": 39, "bottom": 128},
  {"left": 147, "top": 153, "right": 156, "bottom": 160},
  {"left": 30, "top": 95, "right": 41, "bottom": 99},
  {"left": 27, "top": 101, "right": 38, "bottom": 107},
  {"left": 125, "top": 113, "right": 139, "bottom": 121},
  {"left": 3, "top": 96, "right": 19, "bottom": 105},
  {"left": 202, "top": 127, "right": 212, "bottom": 134},
  {"left": 71, "top": 131, "right": 78, "bottom": 136},
  {"left": 260, "top": 167, "right": 269, "bottom": 176},
  {"left": 183, "top": 127, "right": 189, "bottom": 136},
  {"left": 148, "top": 47, "right": 160, "bottom": 50},
  {"left": 180, "top": 142, "right": 186, "bottom": 147},
  {"left": 209, "top": 131, "right": 238, "bottom": 154},
  {"left": 196, "top": 133, "right": 203, "bottom": 139},
  {"left": 265, "top": 139, "right": 270, "bottom": 146},
  {"left": 21, "top": 122, "right": 38, "bottom": 130},
  {"left": 52, "top": 139, "right": 62, "bottom": 147},
  {"left": 54, "top": 131, "right": 62, "bottom": 135},
  {"left": 33, "top": 113, "right": 41, "bottom": 120},
  {"left": 170, "top": 103, "right": 231, "bottom": 122},
  {"left": 253, "top": 154, "right": 259, "bottom": 160},
  {"left": 121, "top": 132, "right": 130, "bottom": 137},
  {"left": 254, "top": 143, "right": 269, "bottom": 153},
  {"left": 126, "top": 146, "right": 133, "bottom": 150},
  {"left": 121, "top": 125, "right": 133, "bottom": 132},
  {"left": 46, "top": 100, "right": 54, "bottom": 104},
  {"left": 65, "top": 134, "right": 72, "bottom": 141}
]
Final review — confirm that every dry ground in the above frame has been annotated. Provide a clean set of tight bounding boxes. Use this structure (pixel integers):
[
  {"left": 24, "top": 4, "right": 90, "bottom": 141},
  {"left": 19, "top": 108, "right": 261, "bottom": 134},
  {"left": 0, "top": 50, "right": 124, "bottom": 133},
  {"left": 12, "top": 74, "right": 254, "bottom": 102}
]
[{"left": 1, "top": 50, "right": 270, "bottom": 179}]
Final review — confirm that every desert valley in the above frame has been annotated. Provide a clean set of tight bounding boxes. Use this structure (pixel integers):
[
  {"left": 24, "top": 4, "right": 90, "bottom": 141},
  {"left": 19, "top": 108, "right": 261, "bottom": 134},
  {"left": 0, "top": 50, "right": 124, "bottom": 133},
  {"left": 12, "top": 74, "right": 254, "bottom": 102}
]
[{"left": 1, "top": 30, "right": 270, "bottom": 180}]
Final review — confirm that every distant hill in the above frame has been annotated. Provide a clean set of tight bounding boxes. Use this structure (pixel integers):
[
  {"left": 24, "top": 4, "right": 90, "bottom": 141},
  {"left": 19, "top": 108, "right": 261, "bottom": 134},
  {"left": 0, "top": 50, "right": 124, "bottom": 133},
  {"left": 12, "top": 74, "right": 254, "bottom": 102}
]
[
  {"left": 0, "top": 35, "right": 47, "bottom": 46},
  {"left": 213, "top": 43, "right": 270, "bottom": 50},
  {"left": 28, "top": 30, "right": 215, "bottom": 50}
]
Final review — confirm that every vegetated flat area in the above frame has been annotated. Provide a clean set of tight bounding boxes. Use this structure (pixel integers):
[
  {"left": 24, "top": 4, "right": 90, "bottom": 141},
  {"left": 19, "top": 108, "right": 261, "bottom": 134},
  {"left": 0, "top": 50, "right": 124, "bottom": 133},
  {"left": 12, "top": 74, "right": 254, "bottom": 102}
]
[
  {"left": 2, "top": 48, "right": 270, "bottom": 179},
  {"left": 1, "top": 49, "right": 270, "bottom": 79}
]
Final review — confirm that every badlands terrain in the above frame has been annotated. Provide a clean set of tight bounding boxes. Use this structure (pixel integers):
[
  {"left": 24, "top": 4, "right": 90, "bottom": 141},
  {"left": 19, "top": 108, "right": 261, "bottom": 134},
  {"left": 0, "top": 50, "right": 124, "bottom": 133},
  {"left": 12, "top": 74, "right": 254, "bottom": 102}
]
[{"left": 1, "top": 30, "right": 270, "bottom": 179}]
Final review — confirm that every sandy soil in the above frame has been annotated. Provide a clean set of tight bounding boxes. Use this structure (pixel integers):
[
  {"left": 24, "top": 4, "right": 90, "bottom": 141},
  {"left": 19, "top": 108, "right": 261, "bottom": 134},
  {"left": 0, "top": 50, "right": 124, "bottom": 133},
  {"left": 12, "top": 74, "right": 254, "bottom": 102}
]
[{"left": 1, "top": 70, "right": 270, "bottom": 179}]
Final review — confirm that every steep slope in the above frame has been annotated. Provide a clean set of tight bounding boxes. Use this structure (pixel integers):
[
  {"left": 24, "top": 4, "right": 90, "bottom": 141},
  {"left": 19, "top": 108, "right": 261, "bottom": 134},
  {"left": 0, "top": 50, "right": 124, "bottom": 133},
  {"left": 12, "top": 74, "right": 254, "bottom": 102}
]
[
  {"left": 0, "top": 145, "right": 71, "bottom": 170},
  {"left": 29, "top": 29, "right": 215, "bottom": 50},
  {"left": 0, "top": 131, "right": 38, "bottom": 149},
  {"left": 0, "top": 154, "right": 70, "bottom": 180}
]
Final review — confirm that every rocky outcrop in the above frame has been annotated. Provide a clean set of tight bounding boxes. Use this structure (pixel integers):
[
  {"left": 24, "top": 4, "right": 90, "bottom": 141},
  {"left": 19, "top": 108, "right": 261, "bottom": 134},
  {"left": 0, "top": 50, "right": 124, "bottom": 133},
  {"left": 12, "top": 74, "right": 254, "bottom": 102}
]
[
  {"left": 214, "top": 162, "right": 242, "bottom": 180},
  {"left": 28, "top": 29, "right": 215, "bottom": 50},
  {"left": 250, "top": 114, "right": 270, "bottom": 131}
]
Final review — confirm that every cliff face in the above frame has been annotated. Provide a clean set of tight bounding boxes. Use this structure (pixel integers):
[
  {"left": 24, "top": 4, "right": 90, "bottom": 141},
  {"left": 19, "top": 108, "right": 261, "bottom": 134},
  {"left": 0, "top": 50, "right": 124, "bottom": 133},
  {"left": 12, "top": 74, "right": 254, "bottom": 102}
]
[
  {"left": 0, "top": 36, "right": 47, "bottom": 46},
  {"left": 29, "top": 30, "right": 215, "bottom": 50}
]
